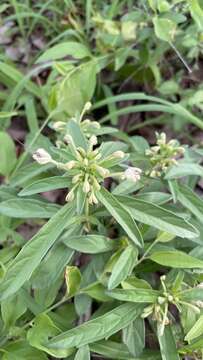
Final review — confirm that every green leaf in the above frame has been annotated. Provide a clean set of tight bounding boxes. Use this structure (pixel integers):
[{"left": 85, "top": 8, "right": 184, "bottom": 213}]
[
  {"left": 82, "top": 282, "right": 111, "bottom": 302},
  {"left": 0, "top": 202, "right": 75, "bottom": 300},
  {"left": 47, "top": 303, "right": 144, "bottom": 350},
  {"left": 180, "top": 288, "right": 203, "bottom": 302},
  {"left": 97, "top": 189, "right": 143, "bottom": 248},
  {"left": 66, "top": 119, "right": 88, "bottom": 150},
  {"left": 65, "top": 266, "right": 82, "bottom": 296},
  {"left": 57, "top": 62, "right": 96, "bottom": 116},
  {"left": 185, "top": 315, "right": 203, "bottom": 342},
  {"left": 156, "top": 231, "right": 175, "bottom": 243},
  {"left": 74, "top": 345, "right": 90, "bottom": 360},
  {"left": 90, "top": 340, "right": 160, "bottom": 359},
  {"left": 150, "top": 250, "right": 203, "bottom": 268},
  {"left": 27, "top": 313, "right": 74, "bottom": 358},
  {"left": 0, "top": 132, "right": 17, "bottom": 176},
  {"left": 106, "top": 288, "right": 159, "bottom": 303},
  {"left": 153, "top": 17, "right": 176, "bottom": 42},
  {"left": 0, "top": 198, "right": 60, "bottom": 218},
  {"left": 36, "top": 42, "right": 91, "bottom": 63},
  {"left": 63, "top": 234, "right": 116, "bottom": 254},
  {"left": 1, "top": 291, "right": 27, "bottom": 328},
  {"left": 165, "top": 163, "right": 203, "bottom": 179},
  {"left": 31, "top": 243, "right": 74, "bottom": 289},
  {"left": 90, "top": 340, "right": 132, "bottom": 359},
  {"left": 10, "top": 162, "right": 53, "bottom": 187},
  {"left": 19, "top": 176, "right": 71, "bottom": 196},
  {"left": 2, "top": 340, "right": 48, "bottom": 360},
  {"left": 157, "top": 325, "right": 180, "bottom": 360},
  {"left": 116, "top": 196, "right": 198, "bottom": 239},
  {"left": 0, "top": 111, "right": 17, "bottom": 118},
  {"left": 177, "top": 184, "right": 203, "bottom": 224},
  {"left": 108, "top": 245, "right": 138, "bottom": 290},
  {"left": 189, "top": 0, "right": 203, "bottom": 31},
  {"left": 123, "top": 317, "right": 145, "bottom": 357}
]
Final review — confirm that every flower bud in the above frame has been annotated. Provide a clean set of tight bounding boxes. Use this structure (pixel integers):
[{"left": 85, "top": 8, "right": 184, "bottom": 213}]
[
  {"left": 83, "top": 179, "right": 91, "bottom": 193},
  {"left": 89, "top": 192, "right": 98, "bottom": 205},
  {"left": 91, "top": 121, "right": 101, "bottom": 129},
  {"left": 84, "top": 101, "right": 92, "bottom": 111},
  {"left": 64, "top": 160, "right": 76, "bottom": 170},
  {"left": 168, "top": 295, "right": 173, "bottom": 302},
  {"left": 32, "top": 148, "right": 52, "bottom": 165},
  {"left": 96, "top": 166, "right": 110, "bottom": 178},
  {"left": 92, "top": 177, "right": 101, "bottom": 191},
  {"left": 55, "top": 140, "right": 63, "bottom": 148},
  {"left": 112, "top": 151, "right": 125, "bottom": 159},
  {"left": 124, "top": 167, "right": 142, "bottom": 182},
  {"left": 90, "top": 135, "right": 97, "bottom": 147},
  {"left": 64, "top": 134, "right": 73, "bottom": 145},
  {"left": 83, "top": 158, "right": 89, "bottom": 166},
  {"left": 196, "top": 300, "right": 203, "bottom": 308},
  {"left": 65, "top": 190, "right": 75, "bottom": 202},
  {"left": 52, "top": 121, "right": 66, "bottom": 131},
  {"left": 157, "top": 132, "right": 166, "bottom": 145},
  {"left": 72, "top": 174, "right": 81, "bottom": 184},
  {"left": 82, "top": 119, "right": 91, "bottom": 126},
  {"left": 178, "top": 146, "right": 185, "bottom": 154},
  {"left": 158, "top": 296, "right": 166, "bottom": 305}
]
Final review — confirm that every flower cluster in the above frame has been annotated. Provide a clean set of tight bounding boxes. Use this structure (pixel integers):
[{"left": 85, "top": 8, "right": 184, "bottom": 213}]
[
  {"left": 32, "top": 102, "right": 143, "bottom": 207},
  {"left": 33, "top": 137, "right": 142, "bottom": 206},
  {"left": 142, "top": 275, "right": 201, "bottom": 336},
  {"left": 145, "top": 132, "right": 185, "bottom": 177}
]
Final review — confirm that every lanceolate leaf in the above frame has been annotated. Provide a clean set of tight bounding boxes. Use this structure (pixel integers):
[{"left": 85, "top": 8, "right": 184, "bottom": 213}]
[
  {"left": 27, "top": 313, "right": 74, "bottom": 358},
  {"left": 165, "top": 163, "right": 203, "bottom": 179},
  {"left": 97, "top": 188, "right": 143, "bottom": 248},
  {"left": 0, "top": 198, "right": 60, "bottom": 218},
  {"left": 74, "top": 345, "right": 90, "bottom": 360},
  {"left": 157, "top": 325, "right": 180, "bottom": 360},
  {"left": 0, "top": 203, "right": 75, "bottom": 300},
  {"left": 108, "top": 245, "right": 138, "bottom": 290},
  {"left": 123, "top": 317, "right": 145, "bottom": 357},
  {"left": 116, "top": 196, "right": 198, "bottom": 239},
  {"left": 106, "top": 289, "right": 160, "bottom": 303},
  {"left": 90, "top": 340, "right": 132, "bottom": 359},
  {"left": 63, "top": 234, "right": 116, "bottom": 254},
  {"left": 36, "top": 41, "right": 91, "bottom": 63},
  {"left": 90, "top": 340, "right": 160, "bottom": 359},
  {"left": 19, "top": 176, "right": 71, "bottom": 196},
  {"left": 185, "top": 315, "right": 203, "bottom": 342},
  {"left": 47, "top": 303, "right": 144, "bottom": 350},
  {"left": 177, "top": 184, "right": 203, "bottom": 224},
  {"left": 150, "top": 250, "right": 203, "bottom": 269}
]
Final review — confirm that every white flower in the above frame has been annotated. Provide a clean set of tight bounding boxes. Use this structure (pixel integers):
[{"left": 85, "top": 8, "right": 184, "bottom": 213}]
[
  {"left": 32, "top": 148, "right": 52, "bottom": 165},
  {"left": 124, "top": 167, "right": 142, "bottom": 182}
]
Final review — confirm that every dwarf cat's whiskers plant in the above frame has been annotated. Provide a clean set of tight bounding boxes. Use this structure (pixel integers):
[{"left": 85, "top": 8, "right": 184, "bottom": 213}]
[{"left": 0, "top": 101, "right": 203, "bottom": 360}]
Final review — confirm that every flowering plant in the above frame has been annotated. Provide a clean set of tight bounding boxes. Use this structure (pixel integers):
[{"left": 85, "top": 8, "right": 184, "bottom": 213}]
[{"left": 0, "top": 103, "right": 203, "bottom": 360}]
